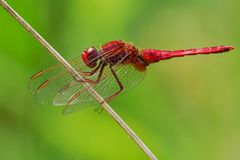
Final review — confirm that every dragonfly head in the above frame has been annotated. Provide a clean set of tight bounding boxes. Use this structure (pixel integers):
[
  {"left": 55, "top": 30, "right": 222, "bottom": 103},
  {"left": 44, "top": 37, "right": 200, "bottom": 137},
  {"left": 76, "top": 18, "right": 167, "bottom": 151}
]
[{"left": 82, "top": 47, "right": 99, "bottom": 68}]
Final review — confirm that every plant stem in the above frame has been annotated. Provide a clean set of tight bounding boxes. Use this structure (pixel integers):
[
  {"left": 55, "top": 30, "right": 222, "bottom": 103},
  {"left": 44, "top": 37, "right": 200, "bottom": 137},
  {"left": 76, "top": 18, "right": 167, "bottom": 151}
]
[{"left": 0, "top": 1, "right": 158, "bottom": 159}]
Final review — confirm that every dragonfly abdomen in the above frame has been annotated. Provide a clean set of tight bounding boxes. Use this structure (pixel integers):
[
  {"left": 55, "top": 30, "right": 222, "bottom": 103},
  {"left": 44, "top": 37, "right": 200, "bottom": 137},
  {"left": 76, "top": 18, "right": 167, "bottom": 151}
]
[{"left": 141, "top": 46, "right": 234, "bottom": 63}]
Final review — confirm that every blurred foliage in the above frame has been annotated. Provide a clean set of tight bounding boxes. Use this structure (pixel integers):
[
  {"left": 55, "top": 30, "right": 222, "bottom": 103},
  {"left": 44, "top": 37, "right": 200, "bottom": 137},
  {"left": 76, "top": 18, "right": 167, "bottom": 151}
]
[{"left": 0, "top": 0, "right": 239, "bottom": 160}]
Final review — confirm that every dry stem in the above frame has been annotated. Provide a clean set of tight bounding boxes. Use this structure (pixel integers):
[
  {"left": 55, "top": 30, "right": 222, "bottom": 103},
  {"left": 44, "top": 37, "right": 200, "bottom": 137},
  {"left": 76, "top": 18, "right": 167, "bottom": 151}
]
[{"left": 0, "top": 1, "right": 158, "bottom": 159}]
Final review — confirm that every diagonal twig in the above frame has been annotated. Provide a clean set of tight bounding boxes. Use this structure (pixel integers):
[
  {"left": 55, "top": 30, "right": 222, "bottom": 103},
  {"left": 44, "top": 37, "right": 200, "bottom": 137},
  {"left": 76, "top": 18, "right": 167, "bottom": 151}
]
[{"left": 0, "top": 1, "right": 158, "bottom": 159}]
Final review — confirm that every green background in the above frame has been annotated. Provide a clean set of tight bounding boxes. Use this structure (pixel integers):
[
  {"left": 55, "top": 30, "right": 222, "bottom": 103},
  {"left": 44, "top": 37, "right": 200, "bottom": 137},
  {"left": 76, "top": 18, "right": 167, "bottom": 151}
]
[{"left": 0, "top": 0, "right": 239, "bottom": 160}]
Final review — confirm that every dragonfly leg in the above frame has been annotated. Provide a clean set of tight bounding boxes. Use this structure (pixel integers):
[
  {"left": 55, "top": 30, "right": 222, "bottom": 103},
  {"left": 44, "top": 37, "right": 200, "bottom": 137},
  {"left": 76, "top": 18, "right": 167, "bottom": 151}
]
[
  {"left": 100, "top": 65, "right": 124, "bottom": 105},
  {"left": 80, "top": 61, "right": 103, "bottom": 76},
  {"left": 76, "top": 62, "right": 107, "bottom": 84}
]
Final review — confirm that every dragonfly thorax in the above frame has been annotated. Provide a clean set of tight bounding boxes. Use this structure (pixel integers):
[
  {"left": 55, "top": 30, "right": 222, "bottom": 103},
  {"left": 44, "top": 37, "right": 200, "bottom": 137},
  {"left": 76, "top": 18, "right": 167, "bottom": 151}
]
[
  {"left": 102, "top": 51, "right": 131, "bottom": 66},
  {"left": 99, "top": 40, "right": 148, "bottom": 71}
]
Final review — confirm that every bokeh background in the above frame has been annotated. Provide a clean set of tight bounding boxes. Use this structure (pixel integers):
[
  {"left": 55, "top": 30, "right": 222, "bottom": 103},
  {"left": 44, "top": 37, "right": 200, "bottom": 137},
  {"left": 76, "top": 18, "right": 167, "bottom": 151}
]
[{"left": 0, "top": 0, "right": 239, "bottom": 160}]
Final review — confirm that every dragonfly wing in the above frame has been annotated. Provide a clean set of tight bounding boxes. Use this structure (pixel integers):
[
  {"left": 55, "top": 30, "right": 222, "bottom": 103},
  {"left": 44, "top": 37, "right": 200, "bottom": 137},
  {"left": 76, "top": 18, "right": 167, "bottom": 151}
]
[
  {"left": 54, "top": 64, "right": 114, "bottom": 113},
  {"left": 53, "top": 71, "right": 100, "bottom": 106},
  {"left": 61, "top": 63, "right": 146, "bottom": 114},
  {"left": 114, "top": 64, "right": 146, "bottom": 92},
  {"left": 28, "top": 59, "right": 91, "bottom": 105},
  {"left": 28, "top": 52, "right": 125, "bottom": 106},
  {"left": 29, "top": 50, "right": 146, "bottom": 114}
]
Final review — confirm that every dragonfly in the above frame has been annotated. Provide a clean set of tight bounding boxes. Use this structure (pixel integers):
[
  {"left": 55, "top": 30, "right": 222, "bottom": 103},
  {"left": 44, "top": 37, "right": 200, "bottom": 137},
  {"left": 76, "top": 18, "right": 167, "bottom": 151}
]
[{"left": 28, "top": 40, "right": 234, "bottom": 114}]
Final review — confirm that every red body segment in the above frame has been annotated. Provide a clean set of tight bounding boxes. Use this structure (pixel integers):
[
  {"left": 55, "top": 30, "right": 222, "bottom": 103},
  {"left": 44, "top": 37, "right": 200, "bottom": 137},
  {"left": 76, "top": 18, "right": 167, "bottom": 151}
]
[
  {"left": 101, "top": 40, "right": 125, "bottom": 53},
  {"left": 99, "top": 40, "right": 147, "bottom": 71},
  {"left": 141, "top": 46, "right": 234, "bottom": 63}
]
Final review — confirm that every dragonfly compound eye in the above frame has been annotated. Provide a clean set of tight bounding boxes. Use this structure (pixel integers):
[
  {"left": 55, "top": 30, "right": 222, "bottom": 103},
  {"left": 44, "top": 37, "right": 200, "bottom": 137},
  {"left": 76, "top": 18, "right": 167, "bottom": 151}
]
[{"left": 82, "top": 47, "right": 98, "bottom": 68}]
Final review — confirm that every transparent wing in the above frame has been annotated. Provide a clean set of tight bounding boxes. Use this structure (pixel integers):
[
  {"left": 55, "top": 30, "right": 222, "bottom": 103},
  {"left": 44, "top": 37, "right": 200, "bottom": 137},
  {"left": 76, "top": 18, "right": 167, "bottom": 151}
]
[
  {"left": 60, "top": 62, "right": 146, "bottom": 114},
  {"left": 28, "top": 58, "right": 94, "bottom": 104},
  {"left": 28, "top": 47, "right": 124, "bottom": 104},
  {"left": 29, "top": 53, "right": 146, "bottom": 114}
]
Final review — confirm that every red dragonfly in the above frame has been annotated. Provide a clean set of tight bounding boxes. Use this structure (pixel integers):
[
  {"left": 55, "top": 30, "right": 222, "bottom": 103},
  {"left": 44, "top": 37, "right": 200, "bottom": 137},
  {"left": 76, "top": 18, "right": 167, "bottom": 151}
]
[{"left": 28, "top": 40, "right": 234, "bottom": 114}]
